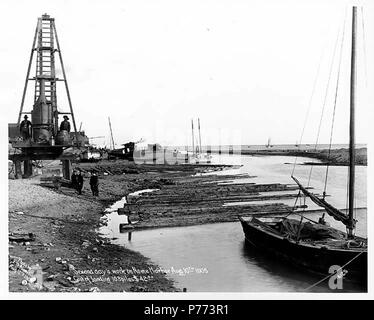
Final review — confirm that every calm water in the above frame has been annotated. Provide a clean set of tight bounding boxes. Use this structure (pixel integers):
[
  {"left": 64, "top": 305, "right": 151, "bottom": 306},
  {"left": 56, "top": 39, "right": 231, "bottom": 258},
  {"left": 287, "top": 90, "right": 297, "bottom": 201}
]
[
  {"left": 98, "top": 154, "right": 367, "bottom": 292},
  {"left": 210, "top": 154, "right": 367, "bottom": 235},
  {"left": 170, "top": 143, "right": 366, "bottom": 152}
]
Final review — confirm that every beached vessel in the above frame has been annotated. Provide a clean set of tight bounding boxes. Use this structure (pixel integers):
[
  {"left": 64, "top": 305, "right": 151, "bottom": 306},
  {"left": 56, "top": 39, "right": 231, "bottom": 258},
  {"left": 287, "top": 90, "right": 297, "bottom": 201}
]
[{"left": 239, "top": 6, "right": 367, "bottom": 286}]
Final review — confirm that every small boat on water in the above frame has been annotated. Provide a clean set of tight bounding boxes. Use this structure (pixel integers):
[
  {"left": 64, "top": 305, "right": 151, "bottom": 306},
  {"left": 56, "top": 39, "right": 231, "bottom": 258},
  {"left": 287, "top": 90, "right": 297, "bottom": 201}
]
[
  {"left": 265, "top": 137, "right": 273, "bottom": 148},
  {"left": 188, "top": 118, "right": 212, "bottom": 163},
  {"left": 239, "top": 6, "right": 367, "bottom": 286}
]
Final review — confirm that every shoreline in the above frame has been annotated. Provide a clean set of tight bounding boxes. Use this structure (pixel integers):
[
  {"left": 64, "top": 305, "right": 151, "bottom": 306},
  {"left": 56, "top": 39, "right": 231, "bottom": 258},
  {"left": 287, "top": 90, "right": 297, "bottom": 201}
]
[
  {"left": 8, "top": 150, "right": 367, "bottom": 292},
  {"left": 9, "top": 175, "right": 178, "bottom": 292},
  {"left": 209, "top": 147, "right": 367, "bottom": 166},
  {"left": 8, "top": 163, "right": 235, "bottom": 292}
]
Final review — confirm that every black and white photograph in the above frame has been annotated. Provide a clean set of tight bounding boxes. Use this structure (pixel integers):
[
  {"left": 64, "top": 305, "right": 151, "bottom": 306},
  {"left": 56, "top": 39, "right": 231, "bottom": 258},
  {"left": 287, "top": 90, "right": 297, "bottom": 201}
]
[{"left": 1, "top": 0, "right": 373, "bottom": 298}]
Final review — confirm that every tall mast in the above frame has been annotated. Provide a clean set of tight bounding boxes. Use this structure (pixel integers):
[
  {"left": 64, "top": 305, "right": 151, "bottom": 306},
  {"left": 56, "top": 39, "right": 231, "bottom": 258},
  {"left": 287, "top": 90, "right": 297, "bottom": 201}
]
[
  {"left": 108, "top": 117, "right": 115, "bottom": 150},
  {"left": 191, "top": 119, "right": 195, "bottom": 156},
  {"left": 267, "top": 137, "right": 271, "bottom": 147},
  {"left": 348, "top": 6, "right": 357, "bottom": 238},
  {"left": 198, "top": 118, "right": 202, "bottom": 154}
]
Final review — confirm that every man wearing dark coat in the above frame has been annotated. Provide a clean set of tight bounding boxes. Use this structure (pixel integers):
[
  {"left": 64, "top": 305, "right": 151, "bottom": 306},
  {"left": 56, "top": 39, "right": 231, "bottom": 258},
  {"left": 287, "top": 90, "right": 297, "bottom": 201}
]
[
  {"left": 89, "top": 171, "right": 99, "bottom": 196},
  {"left": 76, "top": 170, "right": 84, "bottom": 195},
  {"left": 60, "top": 115, "right": 71, "bottom": 132},
  {"left": 71, "top": 170, "right": 78, "bottom": 191},
  {"left": 20, "top": 115, "right": 32, "bottom": 140}
]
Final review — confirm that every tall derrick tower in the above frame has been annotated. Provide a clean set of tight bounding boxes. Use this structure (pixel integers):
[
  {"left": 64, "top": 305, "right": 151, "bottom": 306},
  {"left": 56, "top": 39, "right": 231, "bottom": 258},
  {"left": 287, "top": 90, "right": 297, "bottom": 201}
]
[
  {"left": 17, "top": 13, "right": 78, "bottom": 141},
  {"left": 11, "top": 13, "right": 79, "bottom": 178}
]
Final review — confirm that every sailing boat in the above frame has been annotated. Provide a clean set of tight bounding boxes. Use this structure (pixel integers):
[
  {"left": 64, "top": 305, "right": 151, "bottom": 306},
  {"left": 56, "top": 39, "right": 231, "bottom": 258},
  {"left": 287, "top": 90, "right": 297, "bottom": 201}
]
[
  {"left": 190, "top": 118, "right": 212, "bottom": 163},
  {"left": 265, "top": 137, "right": 273, "bottom": 148},
  {"left": 239, "top": 7, "right": 367, "bottom": 285},
  {"left": 191, "top": 119, "right": 195, "bottom": 157},
  {"left": 106, "top": 117, "right": 136, "bottom": 161}
]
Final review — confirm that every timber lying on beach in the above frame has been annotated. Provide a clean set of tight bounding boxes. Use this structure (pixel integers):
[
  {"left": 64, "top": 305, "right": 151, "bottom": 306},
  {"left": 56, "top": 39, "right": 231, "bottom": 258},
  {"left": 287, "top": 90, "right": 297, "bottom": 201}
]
[
  {"left": 74, "top": 162, "right": 315, "bottom": 230},
  {"left": 8, "top": 160, "right": 326, "bottom": 292},
  {"left": 99, "top": 166, "right": 302, "bottom": 229}
]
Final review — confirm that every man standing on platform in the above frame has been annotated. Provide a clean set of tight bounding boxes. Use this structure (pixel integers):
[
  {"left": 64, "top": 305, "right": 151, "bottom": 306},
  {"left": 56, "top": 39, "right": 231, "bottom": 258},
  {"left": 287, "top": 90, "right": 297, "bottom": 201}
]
[
  {"left": 20, "top": 115, "right": 32, "bottom": 140},
  {"left": 60, "top": 115, "right": 71, "bottom": 132}
]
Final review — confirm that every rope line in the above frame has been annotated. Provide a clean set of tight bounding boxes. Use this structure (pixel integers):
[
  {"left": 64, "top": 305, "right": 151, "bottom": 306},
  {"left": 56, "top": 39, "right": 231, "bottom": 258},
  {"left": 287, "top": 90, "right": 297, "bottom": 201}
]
[
  {"left": 292, "top": 190, "right": 301, "bottom": 211},
  {"left": 307, "top": 27, "right": 341, "bottom": 187},
  {"left": 323, "top": 10, "right": 347, "bottom": 196},
  {"left": 345, "top": 168, "right": 350, "bottom": 235},
  {"left": 304, "top": 251, "right": 364, "bottom": 291},
  {"left": 291, "top": 59, "right": 323, "bottom": 175},
  {"left": 284, "top": 210, "right": 319, "bottom": 224},
  {"left": 360, "top": 7, "right": 368, "bottom": 87},
  {"left": 291, "top": 23, "right": 334, "bottom": 176}
]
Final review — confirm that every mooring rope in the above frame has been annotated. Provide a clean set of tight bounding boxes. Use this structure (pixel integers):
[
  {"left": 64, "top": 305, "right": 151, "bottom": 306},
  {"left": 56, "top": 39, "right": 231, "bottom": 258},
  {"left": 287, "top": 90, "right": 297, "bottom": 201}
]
[
  {"left": 291, "top": 190, "right": 301, "bottom": 211},
  {"left": 360, "top": 7, "right": 368, "bottom": 87},
  {"left": 323, "top": 9, "right": 347, "bottom": 197},
  {"left": 303, "top": 251, "right": 364, "bottom": 291},
  {"left": 291, "top": 35, "right": 327, "bottom": 177},
  {"left": 307, "top": 26, "right": 341, "bottom": 188}
]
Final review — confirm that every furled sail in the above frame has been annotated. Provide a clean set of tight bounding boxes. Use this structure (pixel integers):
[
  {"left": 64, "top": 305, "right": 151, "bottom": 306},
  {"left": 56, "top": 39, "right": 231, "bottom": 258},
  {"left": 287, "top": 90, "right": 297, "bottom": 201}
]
[{"left": 291, "top": 176, "right": 352, "bottom": 227}]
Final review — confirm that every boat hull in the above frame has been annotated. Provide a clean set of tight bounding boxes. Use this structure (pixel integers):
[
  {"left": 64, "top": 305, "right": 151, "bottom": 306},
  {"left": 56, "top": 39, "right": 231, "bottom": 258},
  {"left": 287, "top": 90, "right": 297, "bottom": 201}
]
[{"left": 239, "top": 217, "right": 367, "bottom": 286}]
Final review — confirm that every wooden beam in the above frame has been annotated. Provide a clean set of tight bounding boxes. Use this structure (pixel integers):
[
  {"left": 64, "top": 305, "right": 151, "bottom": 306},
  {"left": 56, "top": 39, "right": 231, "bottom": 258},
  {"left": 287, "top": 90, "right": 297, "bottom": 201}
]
[{"left": 17, "top": 20, "right": 39, "bottom": 126}]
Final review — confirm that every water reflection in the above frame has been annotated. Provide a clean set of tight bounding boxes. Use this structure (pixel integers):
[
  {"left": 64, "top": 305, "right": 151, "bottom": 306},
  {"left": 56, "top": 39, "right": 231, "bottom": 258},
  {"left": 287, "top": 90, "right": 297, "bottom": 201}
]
[
  {"left": 240, "top": 241, "right": 365, "bottom": 293},
  {"left": 96, "top": 154, "right": 366, "bottom": 292}
]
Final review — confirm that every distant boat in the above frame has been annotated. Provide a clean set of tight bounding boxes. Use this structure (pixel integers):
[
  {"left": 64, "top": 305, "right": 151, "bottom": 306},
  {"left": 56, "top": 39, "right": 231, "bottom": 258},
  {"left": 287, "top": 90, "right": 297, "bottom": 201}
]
[
  {"left": 189, "top": 118, "right": 212, "bottom": 163},
  {"left": 106, "top": 117, "right": 143, "bottom": 161},
  {"left": 265, "top": 137, "right": 273, "bottom": 148},
  {"left": 239, "top": 7, "right": 367, "bottom": 286},
  {"left": 107, "top": 142, "right": 136, "bottom": 161}
]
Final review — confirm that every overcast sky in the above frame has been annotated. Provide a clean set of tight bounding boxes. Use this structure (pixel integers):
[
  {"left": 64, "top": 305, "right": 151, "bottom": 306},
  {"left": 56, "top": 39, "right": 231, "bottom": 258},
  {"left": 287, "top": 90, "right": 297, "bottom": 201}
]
[{"left": 0, "top": 0, "right": 373, "bottom": 147}]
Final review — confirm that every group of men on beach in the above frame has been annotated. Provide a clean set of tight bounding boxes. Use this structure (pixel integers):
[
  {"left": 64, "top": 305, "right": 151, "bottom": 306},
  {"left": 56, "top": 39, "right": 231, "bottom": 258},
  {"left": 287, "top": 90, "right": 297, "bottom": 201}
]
[{"left": 71, "top": 169, "right": 99, "bottom": 197}]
